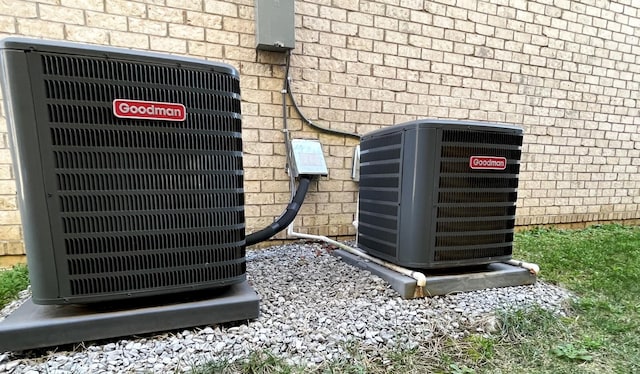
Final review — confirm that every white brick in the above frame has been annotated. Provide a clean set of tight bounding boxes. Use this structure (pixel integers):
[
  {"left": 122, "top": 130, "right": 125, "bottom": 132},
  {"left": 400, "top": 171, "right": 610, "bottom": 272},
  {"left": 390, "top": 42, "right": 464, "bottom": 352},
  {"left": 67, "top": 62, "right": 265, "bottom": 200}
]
[
  {"left": 0, "top": 15, "right": 15, "bottom": 33},
  {"left": 86, "top": 11, "right": 127, "bottom": 30},
  {"left": 0, "top": 0, "right": 36, "bottom": 18},
  {"left": 320, "top": 5, "right": 346, "bottom": 21},
  {"left": 106, "top": 0, "right": 146, "bottom": 17},
  {"left": 65, "top": 25, "right": 109, "bottom": 44},
  {"left": 167, "top": 0, "right": 202, "bottom": 11},
  {"left": 40, "top": 5, "right": 85, "bottom": 25},
  {"left": 128, "top": 18, "right": 166, "bottom": 36},
  {"left": 62, "top": 0, "right": 103, "bottom": 11},
  {"left": 169, "top": 23, "right": 204, "bottom": 40},
  {"left": 17, "top": 19, "right": 64, "bottom": 39},
  {"left": 109, "top": 31, "right": 149, "bottom": 49},
  {"left": 374, "top": 15, "right": 398, "bottom": 30},
  {"left": 148, "top": 5, "right": 184, "bottom": 22},
  {"left": 204, "top": 1, "right": 237, "bottom": 17}
]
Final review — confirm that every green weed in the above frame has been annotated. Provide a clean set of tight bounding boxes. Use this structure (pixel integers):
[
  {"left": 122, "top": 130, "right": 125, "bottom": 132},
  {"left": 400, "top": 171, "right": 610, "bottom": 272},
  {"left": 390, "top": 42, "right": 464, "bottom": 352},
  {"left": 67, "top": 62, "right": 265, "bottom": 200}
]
[
  {"left": 551, "top": 343, "right": 592, "bottom": 362},
  {"left": 0, "top": 264, "right": 29, "bottom": 309}
]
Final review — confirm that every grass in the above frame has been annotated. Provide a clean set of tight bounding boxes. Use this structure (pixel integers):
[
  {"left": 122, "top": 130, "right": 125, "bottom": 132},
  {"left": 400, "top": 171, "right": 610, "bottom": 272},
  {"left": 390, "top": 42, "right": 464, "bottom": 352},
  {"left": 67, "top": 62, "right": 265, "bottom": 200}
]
[
  {"left": 0, "top": 263, "right": 29, "bottom": 309},
  {"left": 498, "top": 224, "right": 640, "bottom": 373},
  {"left": 1, "top": 225, "right": 639, "bottom": 372},
  {"left": 430, "top": 224, "right": 640, "bottom": 373},
  {"left": 193, "top": 224, "right": 640, "bottom": 373},
  {"left": 190, "top": 343, "right": 440, "bottom": 374}
]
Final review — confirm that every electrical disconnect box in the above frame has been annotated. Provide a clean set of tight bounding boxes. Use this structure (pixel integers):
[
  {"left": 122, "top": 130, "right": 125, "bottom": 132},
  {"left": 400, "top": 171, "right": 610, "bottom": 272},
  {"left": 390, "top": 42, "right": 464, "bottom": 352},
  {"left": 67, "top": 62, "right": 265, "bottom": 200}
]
[
  {"left": 255, "top": 0, "right": 295, "bottom": 52},
  {"left": 290, "top": 139, "right": 328, "bottom": 177}
]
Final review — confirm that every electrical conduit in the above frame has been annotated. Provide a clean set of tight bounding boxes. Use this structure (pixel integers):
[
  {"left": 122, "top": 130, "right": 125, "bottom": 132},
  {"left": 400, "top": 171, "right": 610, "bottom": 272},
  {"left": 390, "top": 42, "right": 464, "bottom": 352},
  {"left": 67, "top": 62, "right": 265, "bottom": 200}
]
[{"left": 245, "top": 176, "right": 312, "bottom": 247}]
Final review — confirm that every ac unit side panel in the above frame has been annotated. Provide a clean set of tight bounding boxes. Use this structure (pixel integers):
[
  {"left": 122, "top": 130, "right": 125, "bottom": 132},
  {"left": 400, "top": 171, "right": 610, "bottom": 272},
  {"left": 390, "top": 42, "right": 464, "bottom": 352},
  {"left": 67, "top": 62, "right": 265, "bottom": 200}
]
[
  {"left": 0, "top": 49, "right": 62, "bottom": 302},
  {"left": 395, "top": 126, "right": 439, "bottom": 267},
  {"left": 357, "top": 129, "right": 403, "bottom": 262},
  {"left": 1, "top": 39, "right": 247, "bottom": 304}
]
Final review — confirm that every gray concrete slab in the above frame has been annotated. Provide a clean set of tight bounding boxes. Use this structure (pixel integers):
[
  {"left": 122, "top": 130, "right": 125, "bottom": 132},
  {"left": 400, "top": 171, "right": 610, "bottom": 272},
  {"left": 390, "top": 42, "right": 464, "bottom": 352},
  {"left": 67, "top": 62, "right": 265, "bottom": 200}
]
[
  {"left": 0, "top": 281, "right": 260, "bottom": 352},
  {"left": 333, "top": 249, "right": 536, "bottom": 299},
  {"left": 334, "top": 249, "right": 417, "bottom": 298}
]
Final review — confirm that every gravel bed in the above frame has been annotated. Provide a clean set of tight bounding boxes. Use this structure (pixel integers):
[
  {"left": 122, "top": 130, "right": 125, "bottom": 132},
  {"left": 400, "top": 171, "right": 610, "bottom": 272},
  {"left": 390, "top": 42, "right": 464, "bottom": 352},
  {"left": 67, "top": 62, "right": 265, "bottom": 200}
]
[{"left": 0, "top": 242, "right": 572, "bottom": 373}]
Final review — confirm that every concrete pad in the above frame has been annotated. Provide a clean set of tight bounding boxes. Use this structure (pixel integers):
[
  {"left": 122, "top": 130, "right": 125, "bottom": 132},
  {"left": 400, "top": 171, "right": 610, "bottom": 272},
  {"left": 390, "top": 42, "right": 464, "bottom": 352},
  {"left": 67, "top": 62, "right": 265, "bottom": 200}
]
[
  {"left": 0, "top": 281, "right": 260, "bottom": 352},
  {"left": 333, "top": 249, "right": 536, "bottom": 299},
  {"left": 333, "top": 249, "right": 417, "bottom": 298}
]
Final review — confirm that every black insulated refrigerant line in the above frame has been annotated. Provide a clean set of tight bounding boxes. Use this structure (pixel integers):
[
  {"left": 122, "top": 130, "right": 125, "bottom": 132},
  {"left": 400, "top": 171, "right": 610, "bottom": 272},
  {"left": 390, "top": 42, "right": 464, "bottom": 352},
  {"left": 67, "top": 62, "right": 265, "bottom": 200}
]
[{"left": 245, "top": 175, "right": 313, "bottom": 246}]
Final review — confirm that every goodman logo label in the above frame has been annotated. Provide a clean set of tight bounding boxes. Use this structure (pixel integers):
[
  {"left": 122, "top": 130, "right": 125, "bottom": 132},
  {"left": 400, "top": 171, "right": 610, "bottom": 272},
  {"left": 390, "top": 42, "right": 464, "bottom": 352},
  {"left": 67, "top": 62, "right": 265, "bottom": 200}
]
[
  {"left": 113, "top": 99, "right": 186, "bottom": 121},
  {"left": 469, "top": 156, "right": 507, "bottom": 170}
]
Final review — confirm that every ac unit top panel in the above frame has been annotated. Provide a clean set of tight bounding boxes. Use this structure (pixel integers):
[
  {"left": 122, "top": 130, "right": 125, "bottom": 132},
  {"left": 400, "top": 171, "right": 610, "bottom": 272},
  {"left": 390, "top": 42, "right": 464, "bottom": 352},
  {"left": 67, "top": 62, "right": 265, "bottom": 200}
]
[
  {"left": 0, "top": 37, "right": 238, "bottom": 77},
  {"left": 361, "top": 119, "right": 523, "bottom": 141}
]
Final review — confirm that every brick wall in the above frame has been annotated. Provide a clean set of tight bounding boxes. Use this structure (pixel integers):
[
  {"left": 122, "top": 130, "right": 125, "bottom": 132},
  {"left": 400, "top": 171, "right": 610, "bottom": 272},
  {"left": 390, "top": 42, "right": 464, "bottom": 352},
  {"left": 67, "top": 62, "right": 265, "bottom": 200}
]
[{"left": 0, "top": 0, "right": 639, "bottom": 259}]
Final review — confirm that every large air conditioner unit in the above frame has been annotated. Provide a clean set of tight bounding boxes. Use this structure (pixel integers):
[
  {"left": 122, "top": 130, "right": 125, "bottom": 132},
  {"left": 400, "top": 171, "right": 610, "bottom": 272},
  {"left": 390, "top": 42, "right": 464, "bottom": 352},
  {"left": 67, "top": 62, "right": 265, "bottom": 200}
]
[
  {"left": 357, "top": 120, "right": 523, "bottom": 269},
  {"left": 0, "top": 38, "right": 246, "bottom": 304}
]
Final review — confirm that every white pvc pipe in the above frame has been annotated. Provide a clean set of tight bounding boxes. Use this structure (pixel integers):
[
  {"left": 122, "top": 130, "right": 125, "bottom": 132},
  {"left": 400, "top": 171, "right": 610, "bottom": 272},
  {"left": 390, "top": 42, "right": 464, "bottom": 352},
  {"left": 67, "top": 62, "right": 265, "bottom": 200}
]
[
  {"left": 286, "top": 224, "right": 428, "bottom": 297},
  {"left": 506, "top": 259, "right": 540, "bottom": 275}
]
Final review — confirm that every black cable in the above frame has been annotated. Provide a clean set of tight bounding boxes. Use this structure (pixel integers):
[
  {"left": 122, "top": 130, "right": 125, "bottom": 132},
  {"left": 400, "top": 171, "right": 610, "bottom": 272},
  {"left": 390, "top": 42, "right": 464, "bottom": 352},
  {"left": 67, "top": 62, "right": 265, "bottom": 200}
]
[
  {"left": 284, "top": 53, "right": 361, "bottom": 140},
  {"left": 245, "top": 176, "right": 313, "bottom": 246},
  {"left": 246, "top": 51, "right": 360, "bottom": 246}
]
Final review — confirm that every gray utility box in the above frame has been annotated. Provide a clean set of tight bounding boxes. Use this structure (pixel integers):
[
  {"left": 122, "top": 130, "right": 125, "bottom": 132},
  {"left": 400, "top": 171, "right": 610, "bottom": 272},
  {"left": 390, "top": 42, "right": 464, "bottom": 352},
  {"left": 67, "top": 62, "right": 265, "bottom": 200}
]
[
  {"left": 0, "top": 38, "right": 247, "bottom": 304},
  {"left": 255, "top": 0, "right": 295, "bottom": 51},
  {"left": 290, "top": 139, "right": 328, "bottom": 177},
  {"left": 357, "top": 120, "right": 523, "bottom": 269}
]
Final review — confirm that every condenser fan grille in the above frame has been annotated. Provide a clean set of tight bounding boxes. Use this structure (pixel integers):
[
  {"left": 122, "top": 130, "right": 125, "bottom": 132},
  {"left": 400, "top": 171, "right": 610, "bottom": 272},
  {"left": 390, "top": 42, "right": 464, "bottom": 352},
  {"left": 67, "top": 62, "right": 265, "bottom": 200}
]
[
  {"left": 434, "top": 129, "right": 522, "bottom": 263},
  {"left": 60, "top": 211, "right": 244, "bottom": 234},
  {"left": 59, "top": 192, "right": 243, "bottom": 213},
  {"left": 56, "top": 173, "right": 244, "bottom": 191},
  {"left": 64, "top": 229, "right": 244, "bottom": 255},
  {"left": 69, "top": 263, "right": 244, "bottom": 295},
  {"left": 5, "top": 48, "right": 247, "bottom": 302},
  {"left": 50, "top": 127, "right": 243, "bottom": 150},
  {"left": 441, "top": 129, "right": 521, "bottom": 145},
  {"left": 41, "top": 54, "right": 240, "bottom": 92},
  {"left": 67, "top": 246, "right": 243, "bottom": 275},
  {"left": 434, "top": 247, "right": 512, "bottom": 262}
]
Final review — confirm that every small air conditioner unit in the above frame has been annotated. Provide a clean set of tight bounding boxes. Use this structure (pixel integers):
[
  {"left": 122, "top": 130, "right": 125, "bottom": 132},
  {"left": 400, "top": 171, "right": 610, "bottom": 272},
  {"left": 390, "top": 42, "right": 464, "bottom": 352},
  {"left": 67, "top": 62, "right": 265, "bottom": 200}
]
[
  {"left": 357, "top": 120, "right": 523, "bottom": 269},
  {"left": 0, "top": 38, "right": 246, "bottom": 304}
]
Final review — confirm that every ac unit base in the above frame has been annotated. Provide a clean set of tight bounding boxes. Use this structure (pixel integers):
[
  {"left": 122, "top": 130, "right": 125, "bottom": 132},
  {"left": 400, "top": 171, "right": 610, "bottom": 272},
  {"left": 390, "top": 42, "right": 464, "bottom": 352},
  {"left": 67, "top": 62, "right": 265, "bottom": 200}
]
[
  {"left": 333, "top": 249, "right": 536, "bottom": 299},
  {"left": 0, "top": 281, "right": 259, "bottom": 352}
]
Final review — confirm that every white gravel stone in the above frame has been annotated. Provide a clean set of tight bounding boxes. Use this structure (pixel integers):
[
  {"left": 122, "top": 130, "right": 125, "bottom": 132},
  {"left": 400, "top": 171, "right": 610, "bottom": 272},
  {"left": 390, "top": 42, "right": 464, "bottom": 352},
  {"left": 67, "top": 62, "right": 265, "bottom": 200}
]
[{"left": 0, "top": 242, "right": 572, "bottom": 373}]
